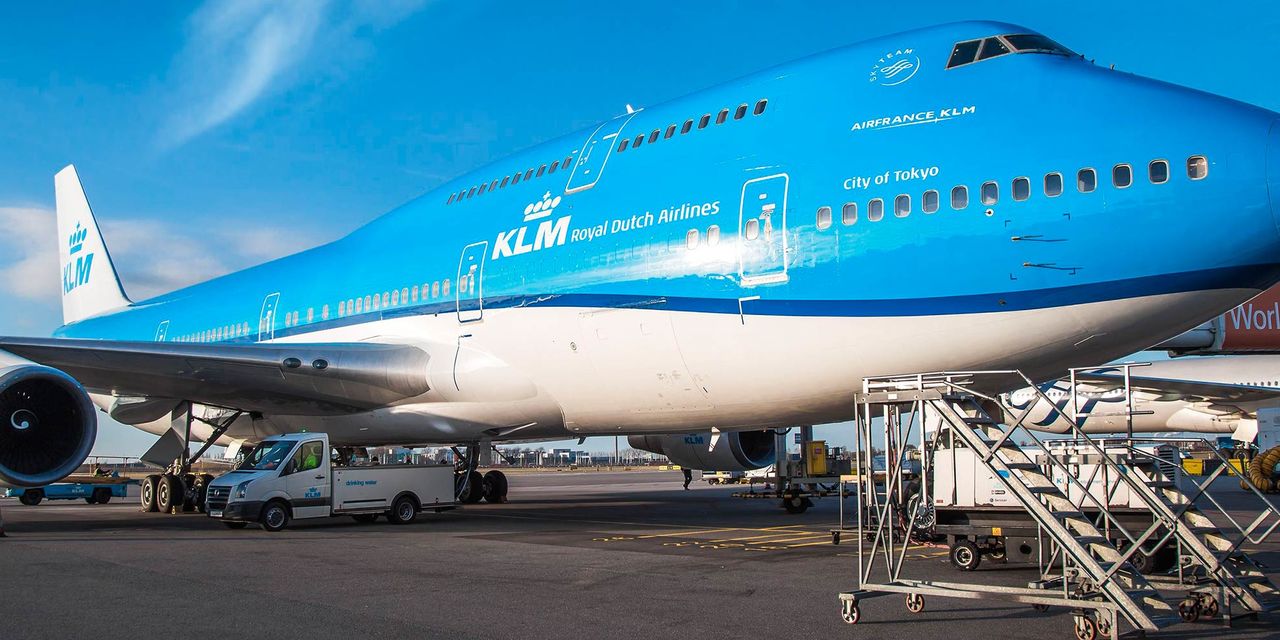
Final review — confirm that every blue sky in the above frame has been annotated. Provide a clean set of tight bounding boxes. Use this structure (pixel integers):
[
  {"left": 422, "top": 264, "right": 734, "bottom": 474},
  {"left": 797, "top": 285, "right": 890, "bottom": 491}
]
[{"left": 1, "top": 1, "right": 1277, "bottom": 456}]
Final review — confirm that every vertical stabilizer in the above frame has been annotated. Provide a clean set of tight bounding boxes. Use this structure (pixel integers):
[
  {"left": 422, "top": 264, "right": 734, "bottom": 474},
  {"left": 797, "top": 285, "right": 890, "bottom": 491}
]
[{"left": 55, "top": 165, "right": 130, "bottom": 324}]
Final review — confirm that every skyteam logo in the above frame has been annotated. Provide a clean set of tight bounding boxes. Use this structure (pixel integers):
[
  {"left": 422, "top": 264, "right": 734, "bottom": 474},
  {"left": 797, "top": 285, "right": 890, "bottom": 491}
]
[
  {"left": 493, "top": 191, "right": 571, "bottom": 260},
  {"left": 62, "top": 221, "right": 94, "bottom": 294},
  {"left": 869, "top": 48, "right": 920, "bottom": 86}
]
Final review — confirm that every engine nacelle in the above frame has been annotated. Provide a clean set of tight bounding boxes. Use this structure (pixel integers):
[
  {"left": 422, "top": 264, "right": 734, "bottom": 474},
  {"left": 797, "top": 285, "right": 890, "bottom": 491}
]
[
  {"left": 628, "top": 430, "right": 775, "bottom": 472},
  {"left": 0, "top": 365, "right": 97, "bottom": 487}
]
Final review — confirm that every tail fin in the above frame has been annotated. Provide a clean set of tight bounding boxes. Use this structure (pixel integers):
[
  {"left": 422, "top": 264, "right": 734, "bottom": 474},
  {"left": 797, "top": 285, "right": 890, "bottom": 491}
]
[{"left": 55, "top": 165, "right": 130, "bottom": 324}]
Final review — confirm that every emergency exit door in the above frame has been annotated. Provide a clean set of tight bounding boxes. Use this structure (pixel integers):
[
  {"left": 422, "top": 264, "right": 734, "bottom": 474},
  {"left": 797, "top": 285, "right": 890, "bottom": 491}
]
[
  {"left": 738, "top": 174, "right": 789, "bottom": 286},
  {"left": 258, "top": 293, "right": 281, "bottom": 341},
  {"left": 565, "top": 113, "right": 636, "bottom": 194},
  {"left": 456, "top": 242, "right": 487, "bottom": 323}
]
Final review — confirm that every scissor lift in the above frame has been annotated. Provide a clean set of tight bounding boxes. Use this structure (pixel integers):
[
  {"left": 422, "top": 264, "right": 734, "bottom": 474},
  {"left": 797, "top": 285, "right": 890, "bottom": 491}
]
[{"left": 838, "top": 369, "right": 1280, "bottom": 639}]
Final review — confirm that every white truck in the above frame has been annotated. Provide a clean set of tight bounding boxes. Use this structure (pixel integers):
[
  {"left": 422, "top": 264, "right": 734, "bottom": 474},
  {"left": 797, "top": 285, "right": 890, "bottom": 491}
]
[{"left": 204, "top": 433, "right": 457, "bottom": 531}]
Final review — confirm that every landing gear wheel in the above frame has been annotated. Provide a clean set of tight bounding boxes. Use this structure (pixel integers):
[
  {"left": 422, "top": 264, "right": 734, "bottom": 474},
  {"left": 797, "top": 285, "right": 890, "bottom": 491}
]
[
  {"left": 155, "top": 474, "right": 185, "bottom": 513},
  {"left": 950, "top": 540, "right": 981, "bottom": 571},
  {"left": 141, "top": 475, "right": 160, "bottom": 512},
  {"left": 351, "top": 514, "right": 379, "bottom": 524},
  {"left": 1073, "top": 615, "right": 1098, "bottom": 640},
  {"left": 92, "top": 488, "right": 111, "bottom": 505},
  {"left": 460, "top": 470, "right": 485, "bottom": 504},
  {"left": 483, "top": 470, "right": 508, "bottom": 503},
  {"left": 19, "top": 490, "right": 42, "bottom": 506},
  {"left": 840, "top": 600, "right": 860, "bottom": 624},
  {"left": 1177, "top": 597, "right": 1201, "bottom": 622},
  {"left": 223, "top": 521, "right": 247, "bottom": 529},
  {"left": 181, "top": 474, "right": 197, "bottom": 512},
  {"left": 260, "top": 501, "right": 290, "bottom": 532},
  {"left": 783, "top": 495, "right": 810, "bottom": 514},
  {"left": 387, "top": 496, "right": 418, "bottom": 525},
  {"left": 905, "top": 593, "right": 925, "bottom": 613}
]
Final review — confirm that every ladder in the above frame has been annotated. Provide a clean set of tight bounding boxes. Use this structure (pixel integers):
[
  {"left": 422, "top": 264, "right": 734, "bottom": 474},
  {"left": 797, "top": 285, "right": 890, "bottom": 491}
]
[{"left": 931, "top": 391, "right": 1181, "bottom": 632}]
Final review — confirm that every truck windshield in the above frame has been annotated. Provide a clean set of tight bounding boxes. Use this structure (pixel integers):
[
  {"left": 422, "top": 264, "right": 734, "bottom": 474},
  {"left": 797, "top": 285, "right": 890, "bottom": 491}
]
[{"left": 238, "top": 440, "right": 295, "bottom": 471}]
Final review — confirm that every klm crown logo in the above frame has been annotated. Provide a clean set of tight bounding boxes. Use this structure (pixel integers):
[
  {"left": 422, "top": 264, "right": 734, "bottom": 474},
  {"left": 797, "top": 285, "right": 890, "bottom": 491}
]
[
  {"left": 523, "top": 191, "right": 562, "bottom": 223},
  {"left": 62, "top": 221, "right": 94, "bottom": 294},
  {"left": 68, "top": 222, "right": 88, "bottom": 255}
]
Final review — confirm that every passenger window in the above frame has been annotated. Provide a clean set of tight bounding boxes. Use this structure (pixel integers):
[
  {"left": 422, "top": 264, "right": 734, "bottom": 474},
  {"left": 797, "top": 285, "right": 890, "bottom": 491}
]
[
  {"left": 432, "top": 281, "right": 440, "bottom": 297},
  {"left": 734, "top": 104, "right": 748, "bottom": 120},
  {"left": 980, "top": 181, "right": 998, "bottom": 205},
  {"left": 564, "top": 156, "right": 574, "bottom": 170},
  {"left": 383, "top": 293, "right": 390, "bottom": 307},
  {"left": 707, "top": 225, "right": 720, "bottom": 246},
  {"left": 753, "top": 99, "right": 767, "bottom": 115},
  {"left": 977, "top": 37, "right": 1011, "bottom": 61},
  {"left": 512, "top": 171, "right": 522, "bottom": 185},
  {"left": 549, "top": 161, "right": 559, "bottom": 173},
  {"left": 447, "top": 193, "right": 455, "bottom": 205},
  {"left": 686, "top": 229, "right": 700, "bottom": 249},
  {"left": 745, "top": 218, "right": 760, "bottom": 240},
  {"left": 841, "top": 202, "right": 857, "bottom": 225},
  {"left": 1044, "top": 173, "right": 1063, "bottom": 197},
  {"left": 536, "top": 165, "right": 547, "bottom": 177},
  {"left": 618, "top": 138, "right": 629, "bottom": 152},
  {"left": 478, "top": 183, "right": 487, "bottom": 195},
  {"left": 923, "top": 190, "right": 939, "bottom": 213},
  {"left": 816, "top": 206, "right": 832, "bottom": 230},
  {"left": 868, "top": 198, "right": 884, "bottom": 222},
  {"left": 951, "top": 186, "right": 968, "bottom": 209},
  {"left": 1078, "top": 168, "right": 1096, "bottom": 192},
  {"left": 401, "top": 287, "right": 409, "bottom": 303},
  {"left": 682, "top": 119, "right": 694, "bottom": 134},
  {"left": 500, "top": 176, "right": 510, "bottom": 188},
  {"left": 411, "top": 287, "right": 419, "bottom": 303},
  {"left": 1012, "top": 177, "right": 1030, "bottom": 202},
  {"left": 338, "top": 301, "right": 345, "bottom": 316},
  {"left": 1149, "top": 159, "right": 1169, "bottom": 184},
  {"left": 633, "top": 134, "right": 644, "bottom": 148},
  {"left": 1188, "top": 155, "right": 1208, "bottom": 180},
  {"left": 947, "top": 39, "right": 982, "bottom": 68},
  {"left": 392, "top": 290, "right": 399, "bottom": 305},
  {"left": 442, "top": 279, "right": 450, "bottom": 296},
  {"left": 467, "top": 187, "right": 476, "bottom": 198},
  {"left": 490, "top": 179, "right": 499, "bottom": 190},
  {"left": 649, "top": 130, "right": 660, "bottom": 144},
  {"left": 894, "top": 194, "right": 910, "bottom": 218},
  {"left": 363, "top": 295, "right": 371, "bottom": 310},
  {"left": 716, "top": 109, "right": 729, "bottom": 125},
  {"left": 698, "top": 114, "right": 711, "bottom": 129},
  {"left": 1112, "top": 163, "right": 1132, "bottom": 188},
  {"left": 524, "top": 169, "right": 534, "bottom": 181},
  {"left": 665, "top": 125, "right": 676, "bottom": 139}
]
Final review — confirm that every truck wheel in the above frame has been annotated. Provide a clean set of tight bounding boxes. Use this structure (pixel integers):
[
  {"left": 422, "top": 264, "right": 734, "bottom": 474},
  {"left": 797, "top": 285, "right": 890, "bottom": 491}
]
[
  {"left": 260, "top": 501, "right": 290, "bottom": 532},
  {"left": 19, "top": 490, "right": 43, "bottom": 506},
  {"left": 351, "top": 514, "right": 379, "bottom": 524},
  {"left": 93, "top": 488, "right": 111, "bottom": 505},
  {"left": 224, "top": 522, "right": 248, "bottom": 529},
  {"left": 388, "top": 496, "right": 418, "bottom": 525},
  {"left": 483, "top": 470, "right": 508, "bottom": 503},
  {"left": 950, "top": 540, "right": 981, "bottom": 571},
  {"left": 141, "top": 475, "right": 160, "bottom": 512},
  {"left": 156, "top": 474, "right": 185, "bottom": 513}
]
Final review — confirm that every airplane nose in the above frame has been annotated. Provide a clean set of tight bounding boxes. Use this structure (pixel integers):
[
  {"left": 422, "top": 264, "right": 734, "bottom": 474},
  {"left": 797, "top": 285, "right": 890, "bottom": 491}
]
[{"left": 1268, "top": 119, "right": 1280, "bottom": 234}]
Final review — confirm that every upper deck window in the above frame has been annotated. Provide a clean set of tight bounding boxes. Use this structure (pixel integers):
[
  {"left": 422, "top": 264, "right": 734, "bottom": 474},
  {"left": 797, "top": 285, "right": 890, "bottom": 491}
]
[{"left": 947, "top": 33, "right": 1075, "bottom": 70}]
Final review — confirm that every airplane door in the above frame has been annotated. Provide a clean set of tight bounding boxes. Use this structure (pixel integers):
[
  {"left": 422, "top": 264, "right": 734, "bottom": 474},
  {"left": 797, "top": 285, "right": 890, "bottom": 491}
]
[
  {"left": 737, "top": 174, "right": 789, "bottom": 286},
  {"left": 456, "top": 242, "right": 487, "bottom": 323},
  {"left": 154, "top": 320, "right": 169, "bottom": 342},
  {"left": 565, "top": 113, "right": 637, "bottom": 194},
  {"left": 258, "top": 293, "right": 280, "bottom": 341}
]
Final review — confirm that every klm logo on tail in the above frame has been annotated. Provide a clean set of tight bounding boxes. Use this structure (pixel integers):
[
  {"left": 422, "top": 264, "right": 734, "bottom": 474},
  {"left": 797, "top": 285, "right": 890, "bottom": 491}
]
[{"left": 62, "top": 222, "right": 94, "bottom": 294}]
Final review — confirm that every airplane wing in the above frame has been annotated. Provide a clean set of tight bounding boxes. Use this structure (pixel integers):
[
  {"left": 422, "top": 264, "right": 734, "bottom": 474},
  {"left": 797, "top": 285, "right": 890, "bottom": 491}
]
[
  {"left": 1073, "top": 369, "right": 1280, "bottom": 404},
  {"left": 0, "top": 337, "right": 431, "bottom": 416}
]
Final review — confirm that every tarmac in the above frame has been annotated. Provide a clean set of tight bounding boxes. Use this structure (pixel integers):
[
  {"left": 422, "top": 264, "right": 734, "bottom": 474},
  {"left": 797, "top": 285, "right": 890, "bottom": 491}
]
[{"left": 2, "top": 470, "right": 1279, "bottom": 640}]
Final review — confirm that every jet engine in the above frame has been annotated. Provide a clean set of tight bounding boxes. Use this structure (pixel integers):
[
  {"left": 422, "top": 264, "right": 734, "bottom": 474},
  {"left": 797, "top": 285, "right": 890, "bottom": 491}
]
[
  {"left": 0, "top": 364, "right": 97, "bottom": 487},
  {"left": 628, "top": 430, "right": 775, "bottom": 471}
]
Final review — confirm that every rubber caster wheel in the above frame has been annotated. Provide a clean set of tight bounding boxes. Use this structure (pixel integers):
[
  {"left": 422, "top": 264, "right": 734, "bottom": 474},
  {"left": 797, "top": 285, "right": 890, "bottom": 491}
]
[
  {"left": 905, "top": 593, "right": 924, "bottom": 613},
  {"left": 1073, "top": 615, "right": 1098, "bottom": 640},
  {"left": 1200, "top": 595, "right": 1219, "bottom": 619},
  {"left": 840, "top": 601, "right": 860, "bottom": 624},
  {"left": 783, "top": 495, "right": 810, "bottom": 514},
  {"left": 1178, "top": 598, "right": 1201, "bottom": 622},
  {"left": 950, "top": 540, "right": 981, "bottom": 571}
]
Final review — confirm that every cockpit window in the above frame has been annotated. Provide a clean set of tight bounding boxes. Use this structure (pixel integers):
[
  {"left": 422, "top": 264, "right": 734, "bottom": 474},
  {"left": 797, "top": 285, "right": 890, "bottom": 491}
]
[
  {"left": 977, "top": 37, "right": 1010, "bottom": 61},
  {"left": 946, "top": 40, "right": 982, "bottom": 69},
  {"left": 947, "top": 33, "right": 1076, "bottom": 70},
  {"left": 1002, "top": 34, "right": 1073, "bottom": 56}
]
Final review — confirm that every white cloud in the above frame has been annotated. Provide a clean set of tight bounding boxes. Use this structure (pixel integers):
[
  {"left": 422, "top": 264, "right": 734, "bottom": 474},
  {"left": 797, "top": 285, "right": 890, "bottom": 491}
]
[
  {"left": 160, "top": 0, "right": 428, "bottom": 150},
  {"left": 0, "top": 204, "right": 330, "bottom": 325}
]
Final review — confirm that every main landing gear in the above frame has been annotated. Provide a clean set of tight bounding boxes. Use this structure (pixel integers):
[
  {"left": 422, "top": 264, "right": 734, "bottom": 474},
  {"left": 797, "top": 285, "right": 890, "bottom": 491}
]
[
  {"left": 452, "top": 444, "right": 509, "bottom": 504},
  {"left": 142, "top": 403, "right": 242, "bottom": 515}
]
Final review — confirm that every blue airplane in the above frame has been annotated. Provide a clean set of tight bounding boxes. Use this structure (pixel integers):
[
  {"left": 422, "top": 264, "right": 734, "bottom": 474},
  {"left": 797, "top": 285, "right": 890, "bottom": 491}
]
[{"left": 2, "top": 21, "right": 1280, "bottom": 507}]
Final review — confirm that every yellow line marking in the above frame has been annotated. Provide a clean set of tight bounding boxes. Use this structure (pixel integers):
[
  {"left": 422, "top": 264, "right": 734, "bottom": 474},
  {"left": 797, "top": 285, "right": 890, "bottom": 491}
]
[
  {"left": 758, "top": 534, "right": 830, "bottom": 544},
  {"left": 783, "top": 539, "right": 838, "bottom": 548},
  {"left": 635, "top": 527, "right": 741, "bottom": 539},
  {"left": 710, "top": 531, "right": 822, "bottom": 542}
]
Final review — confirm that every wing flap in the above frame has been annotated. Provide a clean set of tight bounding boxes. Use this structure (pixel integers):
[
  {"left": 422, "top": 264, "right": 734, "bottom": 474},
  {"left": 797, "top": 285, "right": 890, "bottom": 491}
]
[{"left": 1074, "top": 369, "right": 1280, "bottom": 404}]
